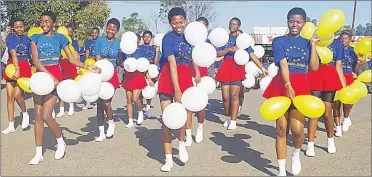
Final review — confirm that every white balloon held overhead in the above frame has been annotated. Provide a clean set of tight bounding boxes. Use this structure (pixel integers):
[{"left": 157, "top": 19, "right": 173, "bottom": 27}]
[
  {"left": 30, "top": 72, "right": 55, "bottom": 96},
  {"left": 120, "top": 40, "right": 137, "bottom": 54},
  {"left": 162, "top": 102, "right": 187, "bottom": 129},
  {"left": 184, "top": 21, "right": 208, "bottom": 46},
  {"left": 236, "top": 33, "right": 253, "bottom": 49},
  {"left": 260, "top": 76, "right": 273, "bottom": 92},
  {"left": 245, "top": 61, "right": 260, "bottom": 76},
  {"left": 98, "top": 82, "right": 115, "bottom": 100},
  {"left": 124, "top": 57, "right": 138, "bottom": 72},
  {"left": 94, "top": 59, "right": 114, "bottom": 81},
  {"left": 57, "top": 80, "right": 82, "bottom": 103},
  {"left": 83, "top": 94, "right": 99, "bottom": 103},
  {"left": 142, "top": 86, "right": 156, "bottom": 99},
  {"left": 197, "top": 76, "right": 216, "bottom": 95},
  {"left": 137, "top": 57, "right": 150, "bottom": 72},
  {"left": 234, "top": 49, "right": 250, "bottom": 65},
  {"left": 78, "top": 72, "right": 102, "bottom": 96},
  {"left": 192, "top": 42, "right": 217, "bottom": 67},
  {"left": 242, "top": 74, "right": 256, "bottom": 88},
  {"left": 253, "top": 45, "right": 265, "bottom": 58},
  {"left": 181, "top": 87, "right": 208, "bottom": 112},
  {"left": 208, "top": 27, "right": 229, "bottom": 47},
  {"left": 121, "top": 31, "right": 137, "bottom": 43},
  {"left": 148, "top": 64, "right": 159, "bottom": 78},
  {"left": 154, "top": 33, "right": 165, "bottom": 47}
]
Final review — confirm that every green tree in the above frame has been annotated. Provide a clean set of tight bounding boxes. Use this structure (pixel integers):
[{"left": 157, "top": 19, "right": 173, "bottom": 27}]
[
  {"left": 121, "top": 12, "right": 147, "bottom": 34},
  {"left": 305, "top": 17, "right": 317, "bottom": 26}
]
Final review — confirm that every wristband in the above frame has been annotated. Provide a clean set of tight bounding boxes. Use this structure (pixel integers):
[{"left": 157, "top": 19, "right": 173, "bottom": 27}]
[{"left": 285, "top": 82, "right": 291, "bottom": 87}]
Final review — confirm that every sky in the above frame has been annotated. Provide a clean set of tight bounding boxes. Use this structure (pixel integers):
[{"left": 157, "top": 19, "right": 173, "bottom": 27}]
[{"left": 108, "top": 1, "right": 371, "bottom": 34}]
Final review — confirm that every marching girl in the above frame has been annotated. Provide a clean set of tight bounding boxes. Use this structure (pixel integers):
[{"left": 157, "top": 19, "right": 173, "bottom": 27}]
[
  {"left": 333, "top": 30, "right": 358, "bottom": 135},
  {"left": 157, "top": 7, "right": 196, "bottom": 172},
  {"left": 306, "top": 29, "right": 345, "bottom": 156},
  {"left": 262, "top": 8, "right": 319, "bottom": 176},
  {"left": 140, "top": 30, "right": 159, "bottom": 118},
  {"left": 1, "top": 18, "right": 31, "bottom": 134},
  {"left": 93, "top": 18, "right": 121, "bottom": 142},
  {"left": 184, "top": 17, "right": 209, "bottom": 147},
  {"left": 122, "top": 33, "right": 147, "bottom": 128},
  {"left": 83, "top": 27, "right": 100, "bottom": 109},
  {"left": 56, "top": 24, "right": 80, "bottom": 118},
  {"left": 29, "top": 11, "right": 100, "bottom": 164},
  {"left": 215, "top": 17, "right": 267, "bottom": 130}
]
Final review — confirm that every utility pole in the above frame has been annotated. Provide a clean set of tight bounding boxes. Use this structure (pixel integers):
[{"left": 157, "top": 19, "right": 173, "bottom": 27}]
[{"left": 351, "top": 1, "right": 357, "bottom": 35}]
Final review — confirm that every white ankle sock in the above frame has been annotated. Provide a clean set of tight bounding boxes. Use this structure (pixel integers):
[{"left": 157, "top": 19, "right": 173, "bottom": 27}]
[
  {"left": 59, "top": 107, "right": 65, "bottom": 113},
  {"left": 278, "top": 159, "right": 286, "bottom": 174},
  {"left": 197, "top": 123, "right": 203, "bottom": 130},
  {"left": 9, "top": 122, "right": 15, "bottom": 129},
  {"left": 108, "top": 119, "right": 114, "bottom": 125},
  {"left": 186, "top": 129, "right": 192, "bottom": 137},
  {"left": 36, "top": 146, "right": 42, "bottom": 156},
  {"left": 99, "top": 126, "right": 104, "bottom": 136},
  {"left": 86, "top": 101, "right": 91, "bottom": 106},
  {"left": 165, "top": 154, "right": 173, "bottom": 163},
  {"left": 56, "top": 136, "right": 65, "bottom": 144},
  {"left": 292, "top": 147, "right": 300, "bottom": 157},
  {"left": 146, "top": 104, "right": 151, "bottom": 110},
  {"left": 22, "top": 112, "right": 29, "bottom": 117},
  {"left": 69, "top": 103, "right": 74, "bottom": 110}
]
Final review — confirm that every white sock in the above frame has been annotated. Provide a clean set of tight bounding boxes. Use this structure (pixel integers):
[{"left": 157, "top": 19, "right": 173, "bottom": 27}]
[
  {"left": 56, "top": 136, "right": 65, "bottom": 144},
  {"left": 186, "top": 129, "right": 192, "bottom": 138},
  {"left": 308, "top": 142, "right": 314, "bottom": 149},
  {"left": 9, "top": 122, "right": 15, "bottom": 129},
  {"left": 59, "top": 107, "right": 65, "bottom": 113},
  {"left": 86, "top": 101, "right": 91, "bottom": 106},
  {"left": 165, "top": 154, "right": 173, "bottom": 163},
  {"left": 22, "top": 112, "right": 29, "bottom": 118},
  {"left": 146, "top": 104, "right": 151, "bottom": 110},
  {"left": 36, "top": 146, "right": 42, "bottom": 156},
  {"left": 292, "top": 147, "right": 300, "bottom": 157},
  {"left": 99, "top": 126, "right": 104, "bottom": 136},
  {"left": 108, "top": 119, "right": 114, "bottom": 125},
  {"left": 128, "top": 119, "right": 133, "bottom": 123},
  {"left": 278, "top": 159, "right": 286, "bottom": 174},
  {"left": 69, "top": 103, "right": 74, "bottom": 111},
  {"left": 197, "top": 123, "right": 203, "bottom": 130}
]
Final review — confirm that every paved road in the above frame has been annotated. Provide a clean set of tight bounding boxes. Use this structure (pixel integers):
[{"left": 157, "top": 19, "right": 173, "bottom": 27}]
[{"left": 1, "top": 85, "right": 371, "bottom": 176}]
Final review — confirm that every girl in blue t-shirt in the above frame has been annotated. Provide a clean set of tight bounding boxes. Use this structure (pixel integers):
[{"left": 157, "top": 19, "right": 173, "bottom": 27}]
[
  {"left": 1, "top": 18, "right": 31, "bottom": 135},
  {"left": 29, "top": 11, "right": 100, "bottom": 165},
  {"left": 262, "top": 8, "right": 320, "bottom": 176}
]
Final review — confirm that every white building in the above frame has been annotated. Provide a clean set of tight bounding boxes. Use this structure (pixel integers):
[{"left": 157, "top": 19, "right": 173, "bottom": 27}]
[{"left": 251, "top": 26, "right": 288, "bottom": 44}]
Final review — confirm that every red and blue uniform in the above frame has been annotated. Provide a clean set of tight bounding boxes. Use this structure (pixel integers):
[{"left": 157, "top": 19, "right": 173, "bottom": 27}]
[
  {"left": 84, "top": 39, "right": 96, "bottom": 59},
  {"left": 342, "top": 46, "right": 357, "bottom": 86},
  {"left": 122, "top": 46, "right": 147, "bottom": 91},
  {"left": 60, "top": 39, "right": 79, "bottom": 80}
]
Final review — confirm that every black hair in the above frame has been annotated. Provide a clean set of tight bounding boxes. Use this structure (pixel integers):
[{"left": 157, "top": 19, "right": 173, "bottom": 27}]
[
  {"left": 107, "top": 18, "right": 120, "bottom": 31},
  {"left": 230, "top": 17, "right": 241, "bottom": 26},
  {"left": 238, "top": 30, "right": 243, "bottom": 33},
  {"left": 143, "top": 30, "right": 153, "bottom": 38},
  {"left": 41, "top": 11, "right": 57, "bottom": 22},
  {"left": 10, "top": 18, "right": 24, "bottom": 27},
  {"left": 168, "top": 7, "right": 186, "bottom": 23},
  {"left": 340, "top": 30, "right": 353, "bottom": 38},
  {"left": 287, "top": 7, "right": 307, "bottom": 21},
  {"left": 92, "top": 27, "right": 100, "bottom": 33},
  {"left": 196, "top": 17, "right": 209, "bottom": 27},
  {"left": 136, "top": 33, "right": 141, "bottom": 41},
  {"left": 66, "top": 24, "right": 74, "bottom": 31}
]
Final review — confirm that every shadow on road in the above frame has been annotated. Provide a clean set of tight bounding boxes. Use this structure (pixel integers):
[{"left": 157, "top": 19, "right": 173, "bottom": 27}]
[{"left": 42, "top": 127, "right": 80, "bottom": 154}]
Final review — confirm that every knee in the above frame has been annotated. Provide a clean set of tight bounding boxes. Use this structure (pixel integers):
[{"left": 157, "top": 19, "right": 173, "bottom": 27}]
[
  {"left": 132, "top": 96, "right": 139, "bottom": 103},
  {"left": 230, "top": 93, "right": 239, "bottom": 101},
  {"left": 277, "top": 124, "right": 287, "bottom": 138},
  {"left": 222, "top": 95, "right": 229, "bottom": 102},
  {"left": 7, "top": 95, "right": 15, "bottom": 103},
  {"left": 34, "top": 111, "right": 43, "bottom": 122},
  {"left": 291, "top": 128, "right": 303, "bottom": 138}
]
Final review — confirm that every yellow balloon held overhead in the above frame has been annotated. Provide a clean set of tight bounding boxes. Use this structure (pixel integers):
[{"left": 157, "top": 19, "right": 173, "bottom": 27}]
[
  {"left": 339, "top": 87, "right": 359, "bottom": 104},
  {"left": 27, "top": 27, "right": 43, "bottom": 38},
  {"left": 355, "top": 38, "right": 372, "bottom": 56},
  {"left": 260, "top": 96, "right": 291, "bottom": 121},
  {"left": 317, "top": 9, "right": 345, "bottom": 38},
  {"left": 56, "top": 26, "right": 69, "bottom": 37},
  {"left": 357, "top": 69, "right": 372, "bottom": 83},
  {"left": 85, "top": 58, "right": 96, "bottom": 66},
  {"left": 316, "top": 46, "right": 333, "bottom": 64},
  {"left": 5, "top": 64, "right": 16, "bottom": 79},
  {"left": 17, "top": 78, "right": 32, "bottom": 93},
  {"left": 301, "top": 22, "right": 316, "bottom": 40},
  {"left": 350, "top": 81, "right": 368, "bottom": 99},
  {"left": 293, "top": 95, "right": 325, "bottom": 118}
]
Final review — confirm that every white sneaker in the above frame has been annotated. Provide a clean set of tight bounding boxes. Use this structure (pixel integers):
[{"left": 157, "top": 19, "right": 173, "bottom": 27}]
[
  {"left": 277, "top": 172, "right": 287, "bottom": 176},
  {"left": 146, "top": 109, "right": 152, "bottom": 118},
  {"left": 21, "top": 113, "right": 30, "bottom": 129},
  {"left": 56, "top": 112, "right": 65, "bottom": 118},
  {"left": 223, "top": 118, "right": 231, "bottom": 128},
  {"left": 137, "top": 112, "right": 144, "bottom": 125},
  {"left": 55, "top": 143, "right": 66, "bottom": 160},
  {"left": 347, "top": 118, "right": 352, "bottom": 126},
  {"left": 67, "top": 109, "right": 74, "bottom": 116},
  {"left": 126, "top": 121, "right": 134, "bottom": 128},
  {"left": 328, "top": 139, "right": 336, "bottom": 154},
  {"left": 185, "top": 136, "right": 193, "bottom": 147},
  {"left": 335, "top": 126, "right": 342, "bottom": 137},
  {"left": 291, "top": 155, "right": 301, "bottom": 175},
  {"left": 342, "top": 121, "right": 350, "bottom": 132},
  {"left": 160, "top": 162, "right": 173, "bottom": 172},
  {"left": 179, "top": 142, "right": 188, "bottom": 163},
  {"left": 305, "top": 142, "right": 315, "bottom": 157},
  {"left": 227, "top": 121, "right": 237, "bottom": 130},
  {"left": 29, "top": 155, "right": 43, "bottom": 165},
  {"left": 106, "top": 123, "right": 115, "bottom": 138},
  {"left": 1, "top": 127, "right": 15, "bottom": 134},
  {"left": 195, "top": 128, "right": 203, "bottom": 143},
  {"left": 95, "top": 135, "right": 106, "bottom": 142}
]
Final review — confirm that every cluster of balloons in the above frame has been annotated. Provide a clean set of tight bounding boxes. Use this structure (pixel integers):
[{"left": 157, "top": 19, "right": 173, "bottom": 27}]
[
  {"left": 123, "top": 57, "right": 151, "bottom": 73},
  {"left": 335, "top": 70, "right": 371, "bottom": 104},
  {"left": 4, "top": 64, "right": 32, "bottom": 93},
  {"left": 354, "top": 38, "right": 372, "bottom": 61},
  {"left": 56, "top": 26, "right": 76, "bottom": 58},
  {"left": 243, "top": 62, "right": 278, "bottom": 92}
]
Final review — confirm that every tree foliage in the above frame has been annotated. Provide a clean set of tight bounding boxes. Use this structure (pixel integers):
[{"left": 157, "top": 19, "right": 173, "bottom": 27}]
[{"left": 121, "top": 12, "right": 147, "bottom": 34}]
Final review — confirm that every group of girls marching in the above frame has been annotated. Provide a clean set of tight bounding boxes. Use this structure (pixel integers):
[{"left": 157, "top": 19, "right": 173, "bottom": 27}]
[{"left": 1, "top": 7, "right": 363, "bottom": 176}]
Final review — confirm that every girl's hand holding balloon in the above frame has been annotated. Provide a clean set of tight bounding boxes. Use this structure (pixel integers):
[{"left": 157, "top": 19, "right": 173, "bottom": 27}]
[
  {"left": 285, "top": 83, "right": 295, "bottom": 99},
  {"left": 194, "top": 74, "right": 201, "bottom": 85},
  {"left": 310, "top": 34, "right": 320, "bottom": 45},
  {"left": 87, "top": 65, "right": 101, "bottom": 74},
  {"left": 13, "top": 68, "right": 20, "bottom": 80},
  {"left": 261, "top": 68, "right": 269, "bottom": 76},
  {"left": 53, "top": 77, "right": 60, "bottom": 87},
  {"left": 174, "top": 89, "right": 182, "bottom": 103}
]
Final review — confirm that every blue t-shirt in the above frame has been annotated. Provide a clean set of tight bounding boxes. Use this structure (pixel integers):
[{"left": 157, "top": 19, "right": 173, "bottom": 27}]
[
  {"left": 342, "top": 46, "right": 357, "bottom": 73},
  {"left": 158, "top": 52, "right": 164, "bottom": 71},
  {"left": 6, "top": 33, "right": 31, "bottom": 61},
  {"left": 139, "top": 45, "right": 157, "bottom": 64},
  {"left": 84, "top": 39, "right": 96, "bottom": 58},
  {"left": 94, "top": 37, "right": 121, "bottom": 67},
  {"left": 216, "top": 35, "right": 254, "bottom": 59},
  {"left": 328, "top": 39, "right": 344, "bottom": 66},
  {"left": 79, "top": 46, "right": 86, "bottom": 62},
  {"left": 123, "top": 46, "right": 145, "bottom": 60},
  {"left": 29, "top": 33, "right": 69, "bottom": 65},
  {"left": 367, "top": 60, "right": 372, "bottom": 69},
  {"left": 273, "top": 36, "right": 311, "bottom": 74},
  {"left": 72, "top": 39, "right": 79, "bottom": 52},
  {"left": 162, "top": 31, "right": 193, "bottom": 65}
]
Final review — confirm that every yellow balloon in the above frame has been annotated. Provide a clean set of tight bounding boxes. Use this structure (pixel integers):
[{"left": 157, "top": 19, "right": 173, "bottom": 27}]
[
  {"left": 17, "top": 78, "right": 32, "bottom": 93},
  {"left": 260, "top": 96, "right": 291, "bottom": 121},
  {"left": 301, "top": 22, "right": 316, "bottom": 40},
  {"left": 357, "top": 69, "right": 372, "bottom": 83},
  {"left": 5, "top": 64, "right": 16, "bottom": 79},
  {"left": 349, "top": 42, "right": 356, "bottom": 48},
  {"left": 316, "top": 33, "right": 335, "bottom": 47},
  {"left": 56, "top": 26, "right": 69, "bottom": 37},
  {"left": 66, "top": 36, "right": 72, "bottom": 45},
  {"left": 316, "top": 46, "right": 333, "bottom": 64},
  {"left": 292, "top": 95, "right": 325, "bottom": 118},
  {"left": 334, "top": 91, "right": 340, "bottom": 101},
  {"left": 317, "top": 9, "right": 345, "bottom": 37},
  {"left": 61, "top": 45, "right": 75, "bottom": 59},
  {"left": 27, "top": 27, "right": 43, "bottom": 38},
  {"left": 355, "top": 38, "right": 372, "bottom": 56},
  {"left": 85, "top": 58, "right": 96, "bottom": 66},
  {"left": 31, "top": 66, "right": 37, "bottom": 75},
  {"left": 350, "top": 81, "right": 368, "bottom": 99},
  {"left": 74, "top": 75, "right": 83, "bottom": 82},
  {"left": 339, "top": 87, "right": 359, "bottom": 104}
]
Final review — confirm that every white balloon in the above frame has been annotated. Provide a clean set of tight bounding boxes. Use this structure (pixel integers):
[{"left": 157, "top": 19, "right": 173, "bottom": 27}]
[
  {"left": 57, "top": 80, "right": 81, "bottom": 103},
  {"left": 83, "top": 94, "right": 99, "bottom": 102},
  {"left": 137, "top": 57, "right": 150, "bottom": 72},
  {"left": 253, "top": 45, "right": 265, "bottom": 58},
  {"left": 148, "top": 64, "right": 159, "bottom": 78},
  {"left": 120, "top": 40, "right": 137, "bottom": 55},
  {"left": 184, "top": 21, "right": 208, "bottom": 46},
  {"left": 242, "top": 74, "right": 255, "bottom": 88},
  {"left": 29, "top": 72, "right": 54, "bottom": 96},
  {"left": 191, "top": 77, "right": 196, "bottom": 87},
  {"left": 181, "top": 87, "right": 208, "bottom": 112},
  {"left": 98, "top": 82, "right": 115, "bottom": 100},
  {"left": 234, "top": 49, "right": 250, "bottom": 65},
  {"left": 124, "top": 57, "right": 138, "bottom": 72},
  {"left": 192, "top": 42, "right": 217, "bottom": 67},
  {"left": 260, "top": 76, "right": 273, "bottom": 92},
  {"left": 250, "top": 35, "right": 255, "bottom": 48},
  {"left": 154, "top": 33, "right": 165, "bottom": 47},
  {"left": 154, "top": 81, "right": 159, "bottom": 92},
  {"left": 121, "top": 31, "right": 137, "bottom": 43},
  {"left": 197, "top": 76, "right": 216, "bottom": 95},
  {"left": 162, "top": 102, "right": 187, "bottom": 129},
  {"left": 208, "top": 27, "right": 229, "bottom": 47},
  {"left": 142, "top": 86, "right": 156, "bottom": 99},
  {"left": 268, "top": 64, "right": 279, "bottom": 78},
  {"left": 245, "top": 61, "right": 260, "bottom": 75},
  {"left": 94, "top": 59, "right": 114, "bottom": 81},
  {"left": 236, "top": 33, "right": 253, "bottom": 49},
  {"left": 78, "top": 72, "right": 102, "bottom": 96}
]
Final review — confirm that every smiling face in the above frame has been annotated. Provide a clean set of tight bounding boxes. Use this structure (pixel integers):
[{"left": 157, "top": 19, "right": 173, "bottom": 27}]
[
  {"left": 40, "top": 15, "right": 54, "bottom": 34},
  {"left": 170, "top": 15, "right": 185, "bottom": 34},
  {"left": 287, "top": 14, "right": 305, "bottom": 36},
  {"left": 143, "top": 33, "right": 152, "bottom": 45},
  {"left": 340, "top": 33, "right": 351, "bottom": 47},
  {"left": 13, "top": 21, "right": 25, "bottom": 36},
  {"left": 106, "top": 23, "right": 118, "bottom": 39},
  {"left": 91, "top": 29, "right": 99, "bottom": 40}
]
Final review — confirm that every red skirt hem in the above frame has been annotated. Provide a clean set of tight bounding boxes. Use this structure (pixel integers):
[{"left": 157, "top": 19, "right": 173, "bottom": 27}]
[
  {"left": 123, "top": 71, "right": 147, "bottom": 90},
  {"left": 215, "top": 58, "right": 245, "bottom": 82},
  {"left": 158, "top": 63, "right": 193, "bottom": 96},
  {"left": 2, "top": 60, "right": 32, "bottom": 81},
  {"left": 307, "top": 64, "right": 343, "bottom": 91},
  {"left": 263, "top": 73, "right": 311, "bottom": 99},
  {"left": 107, "top": 68, "right": 120, "bottom": 89}
]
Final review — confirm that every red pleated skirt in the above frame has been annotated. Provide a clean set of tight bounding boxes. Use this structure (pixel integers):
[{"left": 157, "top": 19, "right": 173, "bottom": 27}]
[
  {"left": 158, "top": 63, "right": 193, "bottom": 96},
  {"left": 60, "top": 59, "right": 77, "bottom": 80},
  {"left": 37, "top": 64, "right": 63, "bottom": 82},
  {"left": 107, "top": 68, "right": 120, "bottom": 89},
  {"left": 2, "top": 60, "right": 32, "bottom": 81},
  {"left": 214, "top": 58, "right": 245, "bottom": 82},
  {"left": 344, "top": 73, "right": 354, "bottom": 86},
  {"left": 188, "top": 64, "right": 208, "bottom": 77},
  {"left": 263, "top": 73, "right": 311, "bottom": 99},
  {"left": 123, "top": 71, "right": 147, "bottom": 91},
  {"left": 307, "top": 64, "right": 343, "bottom": 91}
]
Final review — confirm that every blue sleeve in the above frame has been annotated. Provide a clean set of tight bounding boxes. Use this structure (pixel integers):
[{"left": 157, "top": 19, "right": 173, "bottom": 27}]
[
  {"left": 272, "top": 38, "right": 285, "bottom": 65},
  {"left": 335, "top": 41, "right": 344, "bottom": 61},
  {"left": 5, "top": 35, "right": 15, "bottom": 51},
  {"left": 57, "top": 34, "right": 69, "bottom": 49},
  {"left": 72, "top": 40, "right": 79, "bottom": 51},
  {"left": 246, "top": 46, "right": 254, "bottom": 54},
  {"left": 84, "top": 40, "right": 90, "bottom": 49},
  {"left": 94, "top": 38, "right": 101, "bottom": 56},
  {"left": 29, "top": 34, "right": 39, "bottom": 44},
  {"left": 162, "top": 34, "right": 174, "bottom": 59}
]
